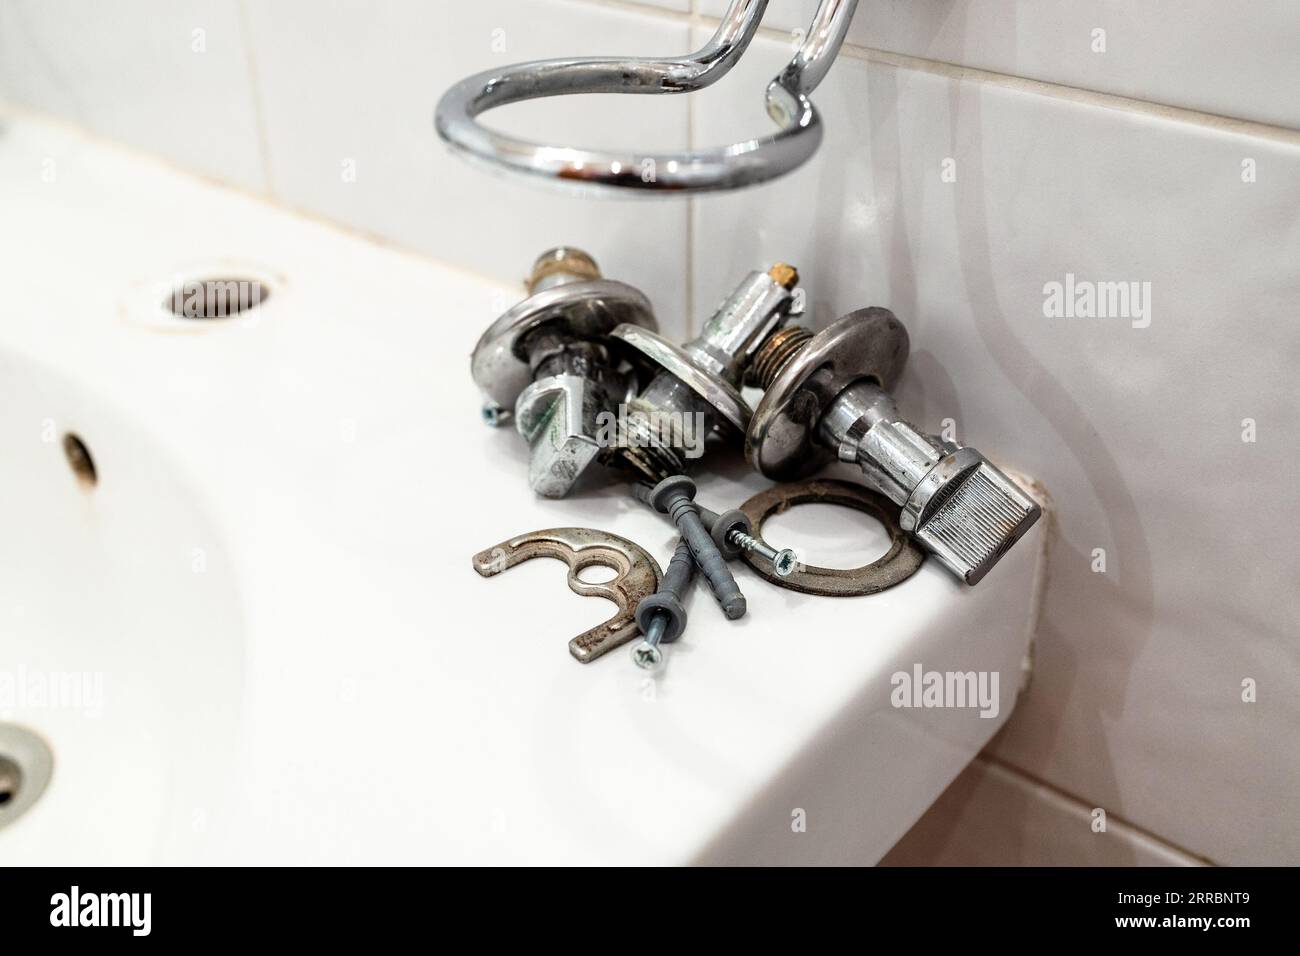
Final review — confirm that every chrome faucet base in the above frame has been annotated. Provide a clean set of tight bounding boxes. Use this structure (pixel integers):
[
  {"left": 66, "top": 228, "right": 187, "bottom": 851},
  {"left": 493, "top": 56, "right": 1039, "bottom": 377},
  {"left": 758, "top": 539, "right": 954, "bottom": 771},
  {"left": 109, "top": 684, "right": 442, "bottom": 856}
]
[
  {"left": 471, "top": 248, "right": 657, "bottom": 497},
  {"left": 609, "top": 325, "right": 752, "bottom": 436},
  {"left": 746, "top": 309, "right": 1040, "bottom": 585},
  {"left": 607, "top": 265, "right": 801, "bottom": 480},
  {"left": 745, "top": 307, "right": 909, "bottom": 480},
  {"left": 470, "top": 277, "right": 653, "bottom": 411}
]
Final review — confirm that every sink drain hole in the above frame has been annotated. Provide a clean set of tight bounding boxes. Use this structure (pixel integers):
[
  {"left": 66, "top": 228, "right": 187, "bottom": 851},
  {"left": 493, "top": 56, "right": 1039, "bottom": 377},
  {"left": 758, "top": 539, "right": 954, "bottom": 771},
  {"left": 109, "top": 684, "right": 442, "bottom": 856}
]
[
  {"left": 0, "top": 757, "right": 20, "bottom": 806},
  {"left": 0, "top": 726, "right": 54, "bottom": 831},
  {"left": 62, "top": 432, "right": 97, "bottom": 489},
  {"left": 166, "top": 276, "right": 269, "bottom": 319}
]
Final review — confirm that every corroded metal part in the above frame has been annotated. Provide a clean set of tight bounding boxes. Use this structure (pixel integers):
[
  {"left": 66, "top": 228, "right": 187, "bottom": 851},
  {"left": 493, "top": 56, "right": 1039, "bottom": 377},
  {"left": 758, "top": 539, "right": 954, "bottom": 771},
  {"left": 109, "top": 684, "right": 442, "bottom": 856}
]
[
  {"left": 515, "top": 373, "right": 607, "bottom": 498},
  {"left": 471, "top": 527, "right": 662, "bottom": 663},
  {"left": 736, "top": 479, "right": 924, "bottom": 596},
  {"left": 746, "top": 308, "right": 909, "bottom": 481},
  {"left": 471, "top": 279, "right": 656, "bottom": 411},
  {"left": 609, "top": 324, "right": 752, "bottom": 435}
]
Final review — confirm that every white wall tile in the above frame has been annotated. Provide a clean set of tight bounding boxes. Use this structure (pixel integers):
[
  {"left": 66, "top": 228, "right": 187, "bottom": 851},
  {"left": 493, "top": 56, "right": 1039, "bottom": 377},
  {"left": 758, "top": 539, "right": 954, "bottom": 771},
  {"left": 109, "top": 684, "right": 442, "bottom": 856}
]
[
  {"left": 881, "top": 758, "right": 1206, "bottom": 866},
  {"left": 699, "top": 0, "right": 1300, "bottom": 129},
  {"left": 241, "top": 0, "right": 694, "bottom": 335},
  {"left": 604, "top": 0, "right": 689, "bottom": 11},
  {"left": 0, "top": 0, "right": 266, "bottom": 190},
  {"left": 690, "top": 29, "right": 1300, "bottom": 864}
]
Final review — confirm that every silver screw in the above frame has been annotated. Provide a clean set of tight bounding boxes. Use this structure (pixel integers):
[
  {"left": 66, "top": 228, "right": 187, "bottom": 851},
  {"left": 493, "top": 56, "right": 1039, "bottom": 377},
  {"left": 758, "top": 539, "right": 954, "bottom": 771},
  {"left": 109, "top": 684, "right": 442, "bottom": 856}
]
[
  {"left": 648, "top": 476, "right": 746, "bottom": 620},
  {"left": 727, "top": 530, "right": 798, "bottom": 577},
  {"left": 631, "top": 538, "right": 696, "bottom": 670},
  {"left": 481, "top": 401, "right": 511, "bottom": 427},
  {"left": 632, "top": 481, "right": 798, "bottom": 578},
  {"left": 631, "top": 615, "right": 667, "bottom": 670}
]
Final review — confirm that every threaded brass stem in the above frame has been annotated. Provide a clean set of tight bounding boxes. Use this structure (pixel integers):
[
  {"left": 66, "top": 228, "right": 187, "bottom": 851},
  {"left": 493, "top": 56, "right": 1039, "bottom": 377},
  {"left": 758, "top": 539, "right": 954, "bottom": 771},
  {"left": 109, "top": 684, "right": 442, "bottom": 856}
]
[
  {"left": 749, "top": 325, "right": 814, "bottom": 389},
  {"left": 526, "top": 247, "right": 601, "bottom": 293},
  {"left": 616, "top": 443, "right": 685, "bottom": 485},
  {"left": 766, "top": 262, "right": 799, "bottom": 290}
]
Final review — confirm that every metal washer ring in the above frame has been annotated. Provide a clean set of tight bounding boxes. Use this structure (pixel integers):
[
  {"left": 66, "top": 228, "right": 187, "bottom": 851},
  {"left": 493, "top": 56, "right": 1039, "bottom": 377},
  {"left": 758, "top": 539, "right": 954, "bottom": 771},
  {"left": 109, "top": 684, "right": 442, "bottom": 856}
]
[
  {"left": 470, "top": 280, "right": 655, "bottom": 410},
  {"left": 737, "top": 479, "right": 924, "bottom": 596},
  {"left": 746, "top": 307, "right": 909, "bottom": 481},
  {"left": 609, "top": 324, "right": 752, "bottom": 434}
]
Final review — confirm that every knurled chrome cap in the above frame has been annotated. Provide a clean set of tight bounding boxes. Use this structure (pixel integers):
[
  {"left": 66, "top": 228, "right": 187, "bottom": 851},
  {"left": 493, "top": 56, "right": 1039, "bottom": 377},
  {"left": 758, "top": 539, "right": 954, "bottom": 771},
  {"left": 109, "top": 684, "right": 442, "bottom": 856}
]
[{"left": 905, "top": 458, "right": 1041, "bottom": 585}]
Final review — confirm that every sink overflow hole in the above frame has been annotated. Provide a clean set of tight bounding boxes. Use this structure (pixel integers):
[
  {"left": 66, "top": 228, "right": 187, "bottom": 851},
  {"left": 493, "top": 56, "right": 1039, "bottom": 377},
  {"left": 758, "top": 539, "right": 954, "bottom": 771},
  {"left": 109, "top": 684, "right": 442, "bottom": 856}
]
[
  {"left": 62, "top": 433, "right": 97, "bottom": 489},
  {"left": 166, "top": 276, "right": 269, "bottom": 319}
]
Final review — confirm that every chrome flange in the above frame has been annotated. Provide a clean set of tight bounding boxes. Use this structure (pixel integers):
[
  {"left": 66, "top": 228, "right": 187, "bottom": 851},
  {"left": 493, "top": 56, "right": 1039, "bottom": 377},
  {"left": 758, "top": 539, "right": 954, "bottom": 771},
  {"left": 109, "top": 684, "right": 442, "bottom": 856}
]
[
  {"left": 471, "top": 279, "right": 655, "bottom": 410},
  {"left": 609, "top": 324, "right": 752, "bottom": 435},
  {"left": 746, "top": 307, "right": 909, "bottom": 480}
]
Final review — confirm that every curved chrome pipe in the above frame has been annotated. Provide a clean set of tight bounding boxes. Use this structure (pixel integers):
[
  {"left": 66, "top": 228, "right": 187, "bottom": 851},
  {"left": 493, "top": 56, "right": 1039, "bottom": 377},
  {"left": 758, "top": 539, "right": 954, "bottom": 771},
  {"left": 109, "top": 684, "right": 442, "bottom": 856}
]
[{"left": 434, "top": 0, "right": 859, "bottom": 195}]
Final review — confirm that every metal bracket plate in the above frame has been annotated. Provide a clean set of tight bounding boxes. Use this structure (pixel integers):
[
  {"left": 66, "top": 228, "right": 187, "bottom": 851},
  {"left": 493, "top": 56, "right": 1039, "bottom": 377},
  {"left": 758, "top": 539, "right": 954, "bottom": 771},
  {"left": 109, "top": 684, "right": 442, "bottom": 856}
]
[{"left": 471, "top": 527, "right": 662, "bottom": 663}]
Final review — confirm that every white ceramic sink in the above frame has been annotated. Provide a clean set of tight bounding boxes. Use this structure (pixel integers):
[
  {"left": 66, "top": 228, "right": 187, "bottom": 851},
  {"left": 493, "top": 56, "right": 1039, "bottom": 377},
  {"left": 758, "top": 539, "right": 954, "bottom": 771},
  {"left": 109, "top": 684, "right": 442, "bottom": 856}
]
[{"left": 0, "top": 113, "right": 1047, "bottom": 864}]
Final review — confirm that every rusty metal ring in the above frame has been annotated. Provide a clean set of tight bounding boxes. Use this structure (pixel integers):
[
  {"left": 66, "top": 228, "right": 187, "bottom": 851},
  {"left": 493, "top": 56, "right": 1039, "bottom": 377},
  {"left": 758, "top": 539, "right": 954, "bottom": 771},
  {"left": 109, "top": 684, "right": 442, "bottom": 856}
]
[{"left": 737, "top": 478, "right": 924, "bottom": 596}]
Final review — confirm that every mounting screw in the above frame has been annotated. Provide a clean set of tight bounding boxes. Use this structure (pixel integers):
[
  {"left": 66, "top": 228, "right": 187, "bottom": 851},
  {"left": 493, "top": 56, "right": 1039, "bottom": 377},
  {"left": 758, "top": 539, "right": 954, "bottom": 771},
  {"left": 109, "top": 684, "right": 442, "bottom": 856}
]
[
  {"left": 631, "top": 538, "right": 695, "bottom": 670},
  {"left": 481, "top": 401, "right": 511, "bottom": 427},
  {"left": 729, "top": 529, "right": 797, "bottom": 577},
  {"left": 702, "top": 506, "right": 797, "bottom": 578},
  {"left": 633, "top": 482, "right": 798, "bottom": 578},
  {"left": 648, "top": 476, "right": 746, "bottom": 620}
]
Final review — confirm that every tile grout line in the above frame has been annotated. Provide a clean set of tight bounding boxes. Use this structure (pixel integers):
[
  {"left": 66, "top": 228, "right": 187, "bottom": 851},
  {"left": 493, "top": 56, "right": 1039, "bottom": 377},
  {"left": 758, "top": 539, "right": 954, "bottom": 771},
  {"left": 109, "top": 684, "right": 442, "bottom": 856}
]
[
  {"left": 578, "top": 0, "right": 693, "bottom": 23},
  {"left": 843, "top": 43, "right": 1300, "bottom": 147},
  {"left": 977, "top": 753, "right": 1219, "bottom": 865},
  {"left": 234, "top": 0, "right": 276, "bottom": 195},
  {"left": 684, "top": 0, "right": 697, "bottom": 336},
  {"left": 685, "top": 102, "right": 697, "bottom": 337},
  {"left": 570, "top": 0, "right": 1300, "bottom": 145}
]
